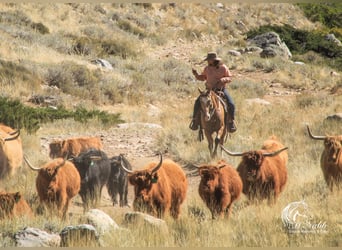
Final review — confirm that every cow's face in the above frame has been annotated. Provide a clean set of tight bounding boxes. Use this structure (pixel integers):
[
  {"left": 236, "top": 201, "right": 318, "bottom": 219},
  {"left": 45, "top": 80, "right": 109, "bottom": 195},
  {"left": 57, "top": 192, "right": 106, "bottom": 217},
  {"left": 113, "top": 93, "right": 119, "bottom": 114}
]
[
  {"left": 199, "top": 167, "right": 220, "bottom": 192},
  {"left": 129, "top": 170, "right": 158, "bottom": 202},
  {"left": 324, "top": 137, "right": 342, "bottom": 162},
  {"left": 49, "top": 141, "right": 62, "bottom": 158},
  {"left": 0, "top": 192, "right": 21, "bottom": 218},
  {"left": 243, "top": 151, "right": 264, "bottom": 181}
]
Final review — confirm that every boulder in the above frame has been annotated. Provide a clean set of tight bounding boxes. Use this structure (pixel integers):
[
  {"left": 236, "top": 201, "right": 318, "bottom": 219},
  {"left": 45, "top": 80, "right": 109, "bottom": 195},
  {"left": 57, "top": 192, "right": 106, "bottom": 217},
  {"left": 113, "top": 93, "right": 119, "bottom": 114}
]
[
  {"left": 123, "top": 212, "right": 169, "bottom": 235},
  {"left": 14, "top": 227, "right": 61, "bottom": 247},
  {"left": 91, "top": 59, "right": 113, "bottom": 70},
  {"left": 82, "top": 209, "right": 119, "bottom": 235},
  {"left": 60, "top": 224, "right": 99, "bottom": 247},
  {"left": 248, "top": 32, "right": 292, "bottom": 59},
  {"left": 325, "top": 34, "right": 342, "bottom": 47}
]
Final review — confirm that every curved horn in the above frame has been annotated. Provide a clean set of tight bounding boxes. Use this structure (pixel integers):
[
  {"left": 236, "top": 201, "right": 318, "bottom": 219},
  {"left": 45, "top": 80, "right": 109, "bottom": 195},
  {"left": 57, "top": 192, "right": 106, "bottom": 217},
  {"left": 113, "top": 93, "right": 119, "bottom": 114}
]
[
  {"left": 4, "top": 129, "right": 20, "bottom": 141},
  {"left": 119, "top": 155, "right": 134, "bottom": 174},
  {"left": 191, "top": 163, "right": 202, "bottom": 169},
  {"left": 220, "top": 145, "right": 245, "bottom": 157},
  {"left": 151, "top": 152, "right": 163, "bottom": 173},
  {"left": 23, "top": 155, "right": 41, "bottom": 171},
  {"left": 306, "top": 125, "right": 326, "bottom": 140},
  {"left": 262, "top": 147, "right": 288, "bottom": 157}
]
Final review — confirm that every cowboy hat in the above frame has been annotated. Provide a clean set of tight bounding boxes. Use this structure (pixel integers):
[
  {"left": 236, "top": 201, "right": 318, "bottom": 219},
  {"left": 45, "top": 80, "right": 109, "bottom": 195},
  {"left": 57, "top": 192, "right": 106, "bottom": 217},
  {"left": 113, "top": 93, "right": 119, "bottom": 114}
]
[{"left": 202, "top": 52, "right": 221, "bottom": 62}]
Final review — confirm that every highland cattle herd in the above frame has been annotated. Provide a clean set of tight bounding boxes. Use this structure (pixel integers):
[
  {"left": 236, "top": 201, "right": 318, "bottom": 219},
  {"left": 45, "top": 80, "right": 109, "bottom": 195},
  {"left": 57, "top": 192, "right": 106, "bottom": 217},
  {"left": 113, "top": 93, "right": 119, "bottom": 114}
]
[{"left": 0, "top": 122, "right": 341, "bottom": 222}]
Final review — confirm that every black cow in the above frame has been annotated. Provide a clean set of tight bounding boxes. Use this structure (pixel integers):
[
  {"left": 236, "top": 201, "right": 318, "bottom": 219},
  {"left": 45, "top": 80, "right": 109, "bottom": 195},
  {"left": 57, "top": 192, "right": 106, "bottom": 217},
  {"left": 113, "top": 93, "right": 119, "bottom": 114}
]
[
  {"left": 107, "top": 154, "right": 132, "bottom": 207},
  {"left": 69, "top": 148, "right": 111, "bottom": 210}
]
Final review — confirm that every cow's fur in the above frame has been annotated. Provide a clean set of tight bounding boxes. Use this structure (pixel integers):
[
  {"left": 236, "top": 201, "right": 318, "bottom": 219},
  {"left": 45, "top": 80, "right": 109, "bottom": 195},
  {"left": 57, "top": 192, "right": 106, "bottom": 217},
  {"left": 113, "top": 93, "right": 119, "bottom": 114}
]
[
  {"left": 320, "top": 136, "right": 342, "bottom": 191},
  {"left": 33, "top": 158, "right": 81, "bottom": 219},
  {"left": 198, "top": 160, "right": 242, "bottom": 219},
  {"left": 128, "top": 159, "right": 188, "bottom": 219},
  {"left": 107, "top": 154, "right": 131, "bottom": 207},
  {"left": 0, "top": 124, "right": 23, "bottom": 179},
  {"left": 0, "top": 191, "right": 33, "bottom": 219},
  {"left": 236, "top": 143, "right": 288, "bottom": 204},
  {"left": 70, "top": 149, "right": 111, "bottom": 211},
  {"left": 49, "top": 137, "right": 103, "bottom": 159},
  {"left": 261, "top": 136, "right": 288, "bottom": 192}
]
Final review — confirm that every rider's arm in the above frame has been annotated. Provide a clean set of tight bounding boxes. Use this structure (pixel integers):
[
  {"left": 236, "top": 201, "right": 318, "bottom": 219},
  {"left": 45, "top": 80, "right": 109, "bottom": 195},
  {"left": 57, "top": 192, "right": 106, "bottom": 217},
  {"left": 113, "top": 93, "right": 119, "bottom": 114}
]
[
  {"left": 192, "top": 67, "right": 207, "bottom": 81},
  {"left": 217, "top": 65, "right": 232, "bottom": 87}
]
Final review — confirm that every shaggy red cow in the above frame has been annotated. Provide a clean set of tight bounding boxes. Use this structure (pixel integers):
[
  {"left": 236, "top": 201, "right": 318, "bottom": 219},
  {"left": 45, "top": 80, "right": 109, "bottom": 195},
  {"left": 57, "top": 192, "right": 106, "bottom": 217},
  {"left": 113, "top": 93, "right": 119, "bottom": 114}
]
[
  {"left": 307, "top": 125, "right": 342, "bottom": 191},
  {"left": 0, "top": 124, "right": 23, "bottom": 179},
  {"left": 196, "top": 159, "right": 242, "bottom": 219},
  {"left": 221, "top": 143, "right": 288, "bottom": 204},
  {"left": 49, "top": 136, "right": 103, "bottom": 159},
  {"left": 120, "top": 153, "right": 188, "bottom": 219},
  {"left": 24, "top": 156, "right": 81, "bottom": 219},
  {"left": 0, "top": 191, "right": 33, "bottom": 219}
]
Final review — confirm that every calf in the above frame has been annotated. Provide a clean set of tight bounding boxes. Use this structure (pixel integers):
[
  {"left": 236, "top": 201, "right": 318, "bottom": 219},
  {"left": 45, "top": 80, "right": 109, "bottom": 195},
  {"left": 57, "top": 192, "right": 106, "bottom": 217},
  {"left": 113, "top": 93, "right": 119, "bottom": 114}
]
[
  {"left": 120, "top": 153, "right": 188, "bottom": 219},
  {"left": 24, "top": 156, "right": 80, "bottom": 219},
  {"left": 221, "top": 143, "right": 288, "bottom": 204},
  {"left": 0, "top": 191, "right": 33, "bottom": 219},
  {"left": 107, "top": 154, "right": 131, "bottom": 207},
  {"left": 49, "top": 136, "right": 103, "bottom": 159},
  {"left": 197, "top": 159, "right": 242, "bottom": 219},
  {"left": 69, "top": 149, "right": 111, "bottom": 210}
]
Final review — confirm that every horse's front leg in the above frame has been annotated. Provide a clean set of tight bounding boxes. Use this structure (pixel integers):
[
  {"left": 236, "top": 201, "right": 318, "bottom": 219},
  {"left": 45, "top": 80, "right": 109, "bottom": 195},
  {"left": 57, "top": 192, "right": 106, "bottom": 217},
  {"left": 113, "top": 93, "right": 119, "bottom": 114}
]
[
  {"left": 204, "top": 131, "right": 214, "bottom": 156},
  {"left": 213, "top": 124, "right": 226, "bottom": 158}
]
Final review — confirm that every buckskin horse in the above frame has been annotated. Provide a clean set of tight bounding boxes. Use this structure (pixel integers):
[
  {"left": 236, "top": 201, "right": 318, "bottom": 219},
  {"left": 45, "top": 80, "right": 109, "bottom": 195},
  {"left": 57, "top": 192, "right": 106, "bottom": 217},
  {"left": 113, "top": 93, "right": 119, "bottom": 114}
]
[{"left": 198, "top": 88, "right": 227, "bottom": 158}]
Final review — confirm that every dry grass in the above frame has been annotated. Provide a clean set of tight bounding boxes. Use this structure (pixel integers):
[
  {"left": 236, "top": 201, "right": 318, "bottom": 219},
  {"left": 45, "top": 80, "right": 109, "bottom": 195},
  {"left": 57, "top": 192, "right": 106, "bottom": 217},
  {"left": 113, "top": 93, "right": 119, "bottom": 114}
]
[{"left": 0, "top": 2, "right": 341, "bottom": 247}]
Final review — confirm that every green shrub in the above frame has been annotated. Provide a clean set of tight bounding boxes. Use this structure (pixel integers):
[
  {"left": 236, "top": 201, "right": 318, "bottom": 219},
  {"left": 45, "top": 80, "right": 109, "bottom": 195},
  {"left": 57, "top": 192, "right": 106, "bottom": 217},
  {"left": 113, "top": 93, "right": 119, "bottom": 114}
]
[
  {"left": 45, "top": 62, "right": 102, "bottom": 102},
  {"left": 30, "top": 22, "right": 49, "bottom": 34},
  {"left": 0, "top": 96, "right": 124, "bottom": 134},
  {"left": 297, "top": 3, "right": 342, "bottom": 30},
  {"left": 101, "top": 38, "right": 139, "bottom": 59},
  {"left": 68, "top": 34, "right": 140, "bottom": 58},
  {"left": 117, "top": 19, "right": 146, "bottom": 38}
]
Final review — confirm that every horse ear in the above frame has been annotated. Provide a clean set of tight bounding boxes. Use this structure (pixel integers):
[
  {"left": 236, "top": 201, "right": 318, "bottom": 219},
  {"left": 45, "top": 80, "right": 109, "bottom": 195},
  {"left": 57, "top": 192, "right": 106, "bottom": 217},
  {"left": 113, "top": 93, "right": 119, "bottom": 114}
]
[{"left": 198, "top": 87, "right": 204, "bottom": 94}]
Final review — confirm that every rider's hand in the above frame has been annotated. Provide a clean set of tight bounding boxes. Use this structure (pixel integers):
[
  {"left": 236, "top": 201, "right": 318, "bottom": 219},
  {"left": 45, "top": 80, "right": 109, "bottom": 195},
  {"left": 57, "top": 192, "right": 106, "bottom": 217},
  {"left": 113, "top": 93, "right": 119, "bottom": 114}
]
[{"left": 192, "top": 69, "right": 198, "bottom": 76}]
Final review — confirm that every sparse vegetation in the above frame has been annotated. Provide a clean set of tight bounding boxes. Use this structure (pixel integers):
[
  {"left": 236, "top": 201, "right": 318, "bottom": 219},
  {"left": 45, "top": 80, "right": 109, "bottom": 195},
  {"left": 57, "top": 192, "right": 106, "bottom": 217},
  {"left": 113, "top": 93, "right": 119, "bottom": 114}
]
[{"left": 0, "top": 2, "right": 341, "bottom": 247}]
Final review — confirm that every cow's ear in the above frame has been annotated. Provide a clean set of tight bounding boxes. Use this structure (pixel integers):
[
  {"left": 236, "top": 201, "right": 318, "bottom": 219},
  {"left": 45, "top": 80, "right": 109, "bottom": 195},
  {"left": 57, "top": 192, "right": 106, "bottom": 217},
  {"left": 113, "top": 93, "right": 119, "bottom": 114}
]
[
  {"left": 151, "top": 173, "right": 158, "bottom": 183},
  {"left": 128, "top": 175, "right": 136, "bottom": 185},
  {"left": 14, "top": 192, "right": 21, "bottom": 203}
]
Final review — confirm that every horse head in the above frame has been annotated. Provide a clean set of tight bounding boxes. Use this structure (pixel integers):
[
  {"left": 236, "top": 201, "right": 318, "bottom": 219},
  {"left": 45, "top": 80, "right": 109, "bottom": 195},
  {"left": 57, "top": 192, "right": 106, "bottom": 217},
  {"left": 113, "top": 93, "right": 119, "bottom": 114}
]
[{"left": 198, "top": 88, "right": 216, "bottom": 122}]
